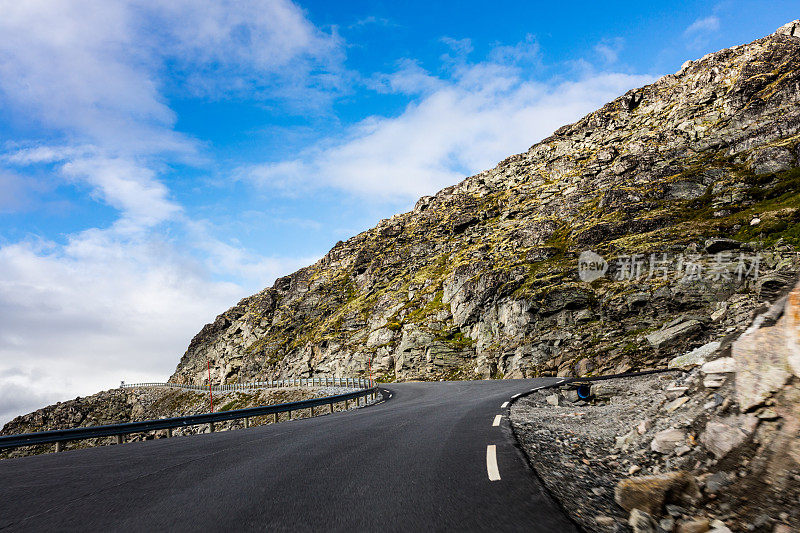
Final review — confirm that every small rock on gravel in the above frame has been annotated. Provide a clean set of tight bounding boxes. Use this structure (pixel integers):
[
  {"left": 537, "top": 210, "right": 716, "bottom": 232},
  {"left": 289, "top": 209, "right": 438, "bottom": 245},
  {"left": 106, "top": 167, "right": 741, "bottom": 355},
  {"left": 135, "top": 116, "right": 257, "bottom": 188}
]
[
  {"left": 629, "top": 509, "right": 657, "bottom": 533},
  {"left": 676, "top": 518, "right": 710, "bottom": 533},
  {"left": 651, "top": 428, "right": 687, "bottom": 453}
]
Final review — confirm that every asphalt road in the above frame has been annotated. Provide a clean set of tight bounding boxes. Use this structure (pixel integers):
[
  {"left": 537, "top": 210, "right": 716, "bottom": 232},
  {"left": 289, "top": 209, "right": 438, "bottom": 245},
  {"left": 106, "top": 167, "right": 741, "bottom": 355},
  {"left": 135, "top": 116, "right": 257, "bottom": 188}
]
[{"left": 0, "top": 379, "right": 577, "bottom": 532}]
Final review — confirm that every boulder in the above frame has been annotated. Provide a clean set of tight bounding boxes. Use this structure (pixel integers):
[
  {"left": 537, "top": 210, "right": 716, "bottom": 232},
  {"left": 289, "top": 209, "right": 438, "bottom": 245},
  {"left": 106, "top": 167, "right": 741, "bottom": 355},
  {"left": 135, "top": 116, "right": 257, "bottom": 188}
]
[
  {"left": 562, "top": 388, "right": 579, "bottom": 403},
  {"left": 615, "top": 471, "right": 699, "bottom": 515},
  {"left": 615, "top": 429, "right": 638, "bottom": 450},
  {"left": 594, "top": 515, "right": 615, "bottom": 528},
  {"left": 669, "top": 341, "right": 721, "bottom": 369},
  {"left": 701, "top": 357, "right": 736, "bottom": 374},
  {"left": 665, "top": 397, "right": 690, "bottom": 412},
  {"left": 704, "top": 471, "right": 730, "bottom": 494},
  {"left": 775, "top": 19, "right": 800, "bottom": 37},
  {"left": 592, "top": 382, "right": 626, "bottom": 401},
  {"left": 785, "top": 282, "right": 800, "bottom": 378},
  {"left": 701, "top": 357, "right": 735, "bottom": 389},
  {"left": 574, "top": 358, "right": 595, "bottom": 376},
  {"left": 646, "top": 321, "right": 702, "bottom": 350},
  {"left": 546, "top": 393, "right": 561, "bottom": 406},
  {"left": 701, "top": 415, "right": 758, "bottom": 458},
  {"left": 704, "top": 238, "right": 740, "bottom": 254},
  {"left": 651, "top": 428, "right": 687, "bottom": 454},
  {"left": 733, "top": 317, "right": 791, "bottom": 410}
]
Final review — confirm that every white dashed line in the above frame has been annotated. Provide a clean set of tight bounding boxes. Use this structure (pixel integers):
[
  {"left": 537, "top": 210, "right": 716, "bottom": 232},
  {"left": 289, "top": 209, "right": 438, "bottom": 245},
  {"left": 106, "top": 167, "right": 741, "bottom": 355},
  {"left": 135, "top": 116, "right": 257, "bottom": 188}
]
[
  {"left": 501, "top": 401, "right": 509, "bottom": 408},
  {"left": 486, "top": 445, "right": 501, "bottom": 481},
  {"left": 492, "top": 415, "right": 502, "bottom": 427},
  {"left": 511, "top": 394, "right": 521, "bottom": 400},
  {"left": 388, "top": 394, "right": 393, "bottom": 398}
]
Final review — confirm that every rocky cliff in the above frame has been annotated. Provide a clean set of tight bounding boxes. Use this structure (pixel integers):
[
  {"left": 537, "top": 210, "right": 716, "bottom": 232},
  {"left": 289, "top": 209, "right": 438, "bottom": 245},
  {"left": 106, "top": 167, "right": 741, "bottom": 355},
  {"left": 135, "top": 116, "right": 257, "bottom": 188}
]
[{"left": 172, "top": 21, "right": 800, "bottom": 387}]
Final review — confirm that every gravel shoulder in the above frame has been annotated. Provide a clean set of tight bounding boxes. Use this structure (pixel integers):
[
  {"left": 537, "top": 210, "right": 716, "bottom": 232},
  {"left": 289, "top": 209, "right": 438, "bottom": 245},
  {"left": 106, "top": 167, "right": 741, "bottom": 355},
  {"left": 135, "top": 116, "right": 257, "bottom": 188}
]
[{"left": 511, "top": 369, "right": 800, "bottom": 533}]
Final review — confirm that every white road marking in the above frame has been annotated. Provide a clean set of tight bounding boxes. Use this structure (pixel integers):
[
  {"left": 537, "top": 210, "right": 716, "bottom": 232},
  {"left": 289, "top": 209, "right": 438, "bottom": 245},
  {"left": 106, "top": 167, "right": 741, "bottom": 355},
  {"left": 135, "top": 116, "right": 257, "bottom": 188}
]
[
  {"left": 501, "top": 401, "right": 509, "bottom": 408},
  {"left": 388, "top": 394, "right": 392, "bottom": 398},
  {"left": 492, "top": 415, "right": 502, "bottom": 427},
  {"left": 486, "top": 445, "right": 501, "bottom": 481},
  {"left": 511, "top": 394, "right": 521, "bottom": 400}
]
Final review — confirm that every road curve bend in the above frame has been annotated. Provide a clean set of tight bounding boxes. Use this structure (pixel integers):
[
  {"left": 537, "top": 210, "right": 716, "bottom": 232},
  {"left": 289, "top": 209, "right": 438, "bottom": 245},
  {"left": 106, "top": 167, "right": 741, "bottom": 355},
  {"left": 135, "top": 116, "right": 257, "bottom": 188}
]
[{"left": 0, "top": 378, "right": 577, "bottom": 532}]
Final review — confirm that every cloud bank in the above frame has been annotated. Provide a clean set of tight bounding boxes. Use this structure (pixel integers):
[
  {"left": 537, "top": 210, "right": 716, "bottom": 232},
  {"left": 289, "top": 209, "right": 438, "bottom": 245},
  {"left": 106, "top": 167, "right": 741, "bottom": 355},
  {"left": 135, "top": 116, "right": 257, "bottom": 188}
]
[
  {"left": 0, "top": 0, "right": 340, "bottom": 425},
  {"left": 245, "top": 41, "right": 654, "bottom": 202}
]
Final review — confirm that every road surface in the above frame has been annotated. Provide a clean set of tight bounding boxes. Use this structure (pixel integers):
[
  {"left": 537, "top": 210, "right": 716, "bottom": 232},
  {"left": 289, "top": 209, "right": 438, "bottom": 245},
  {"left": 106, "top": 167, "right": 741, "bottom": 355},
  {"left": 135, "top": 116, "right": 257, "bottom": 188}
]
[{"left": 0, "top": 379, "right": 577, "bottom": 532}]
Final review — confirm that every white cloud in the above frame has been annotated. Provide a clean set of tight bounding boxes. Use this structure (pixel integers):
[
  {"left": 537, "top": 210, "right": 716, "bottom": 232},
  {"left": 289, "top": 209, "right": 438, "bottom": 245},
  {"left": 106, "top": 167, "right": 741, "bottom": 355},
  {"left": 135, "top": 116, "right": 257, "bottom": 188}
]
[
  {"left": 147, "top": 0, "right": 346, "bottom": 104},
  {"left": 368, "top": 59, "right": 444, "bottom": 95},
  {"left": 684, "top": 15, "right": 721, "bottom": 50},
  {"left": 61, "top": 156, "right": 182, "bottom": 230},
  {"left": 595, "top": 37, "right": 625, "bottom": 64},
  {"left": 685, "top": 15, "right": 721, "bottom": 35},
  {"left": 0, "top": 0, "right": 340, "bottom": 426},
  {"left": 0, "top": 231, "right": 240, "bottom": 426},
  {"left": 0, "top": 0, "right": 344, "bottom": 146},
  {"left": 245, "top": 42, "right": 655, "bottom": 201},
  {"left": 0, "top": 225, "right": 317, "bottom": 427},
  {"left": 185, "top": 219, "right": 320, "bottom": 284}
]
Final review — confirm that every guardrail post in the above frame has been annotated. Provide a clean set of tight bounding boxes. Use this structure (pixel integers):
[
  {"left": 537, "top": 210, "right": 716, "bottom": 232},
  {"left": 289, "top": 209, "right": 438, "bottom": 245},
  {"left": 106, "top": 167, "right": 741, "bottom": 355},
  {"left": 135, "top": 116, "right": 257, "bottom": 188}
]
[
  {"left": 167, "top": 428, "right": 173, "bottom": 438},
  {"left": 345, "top": 399, "right": 349, "bottom": 409},
  {"left": 55, "top": 441, "right": 63, "bottom": 453},
  {"left": 245, "top": 417, "right": 250, "bottom": 429},
  {"left": 209, "top": 422, "right": 215, "bottom": 433},
  {"left": 115, "top": 435, "right": 123, "bottom": 445},
  {"left": 273, "top": 413, "right": 278, "bottom": 423},
  {"left": 329, "top": 402, "right": 334, "bottom": 414},
  {"left": 288, "top": 410, "right": 292, "bottom": 420},
  {"left": 310, "top": 405, "right": 314, "bottom": 417}
]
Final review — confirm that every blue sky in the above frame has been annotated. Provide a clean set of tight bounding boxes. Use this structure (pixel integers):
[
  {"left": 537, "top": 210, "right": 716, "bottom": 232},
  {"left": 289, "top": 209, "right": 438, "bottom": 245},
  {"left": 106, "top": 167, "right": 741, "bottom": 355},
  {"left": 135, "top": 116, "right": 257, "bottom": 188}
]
[{"left": 0, "top": 0, "right": 797, "bottom": 423}]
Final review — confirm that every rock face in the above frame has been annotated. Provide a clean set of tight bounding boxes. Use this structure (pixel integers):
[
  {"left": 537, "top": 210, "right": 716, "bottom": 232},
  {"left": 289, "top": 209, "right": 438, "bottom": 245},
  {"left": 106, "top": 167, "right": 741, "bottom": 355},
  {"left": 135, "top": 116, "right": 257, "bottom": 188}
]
[{"left": 171, "top": 23, "right": 800, "bottom": 386}]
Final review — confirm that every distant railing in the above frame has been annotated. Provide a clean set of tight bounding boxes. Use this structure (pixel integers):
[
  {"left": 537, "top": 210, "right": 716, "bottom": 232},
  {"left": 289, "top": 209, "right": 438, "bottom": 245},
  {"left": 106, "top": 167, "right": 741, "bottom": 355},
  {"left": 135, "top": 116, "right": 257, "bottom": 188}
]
[
  {"left": 121, "top": 377, "right": 370, "bottom": 392},
  {"left": 1, "top": 379, "right": 378, "bottom": 452}
]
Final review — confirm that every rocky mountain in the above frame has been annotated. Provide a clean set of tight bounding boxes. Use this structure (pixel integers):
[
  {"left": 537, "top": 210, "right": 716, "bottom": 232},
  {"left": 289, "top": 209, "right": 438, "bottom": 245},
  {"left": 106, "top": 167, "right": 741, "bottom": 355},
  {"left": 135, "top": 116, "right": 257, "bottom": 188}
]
[{"left": 172, "top": 21, "right": 800, "bottom": 387}]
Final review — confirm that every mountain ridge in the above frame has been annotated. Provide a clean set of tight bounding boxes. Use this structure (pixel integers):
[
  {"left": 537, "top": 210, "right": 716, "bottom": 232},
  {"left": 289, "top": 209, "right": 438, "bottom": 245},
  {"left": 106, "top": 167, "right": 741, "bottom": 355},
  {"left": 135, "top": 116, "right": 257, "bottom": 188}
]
[{"left": 169, "top": 21, "right": 800, "bottom": 387}]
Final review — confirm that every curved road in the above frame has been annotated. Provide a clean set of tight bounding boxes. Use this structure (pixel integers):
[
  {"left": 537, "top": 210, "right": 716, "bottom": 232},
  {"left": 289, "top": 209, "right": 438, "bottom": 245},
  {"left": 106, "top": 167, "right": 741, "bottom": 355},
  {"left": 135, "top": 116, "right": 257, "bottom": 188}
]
[{"left": 0, "top": 379, "right": 577, "bottom": 532}]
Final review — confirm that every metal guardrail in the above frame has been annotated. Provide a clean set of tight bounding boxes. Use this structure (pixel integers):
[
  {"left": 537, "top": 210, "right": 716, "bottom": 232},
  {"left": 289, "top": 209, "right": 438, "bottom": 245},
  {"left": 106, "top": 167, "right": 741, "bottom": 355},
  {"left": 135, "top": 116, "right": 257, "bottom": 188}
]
[
  {"left": 121, "top": 377, "right": 370, "bottom": 392},
  {"left": 0, "top": 380, "right": 377, "bottom": 452}
]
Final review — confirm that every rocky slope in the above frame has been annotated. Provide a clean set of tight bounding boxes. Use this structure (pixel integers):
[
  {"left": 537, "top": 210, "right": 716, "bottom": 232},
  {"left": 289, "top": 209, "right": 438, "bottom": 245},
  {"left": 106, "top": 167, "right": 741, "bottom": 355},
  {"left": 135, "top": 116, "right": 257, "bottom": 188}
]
[
  {"left": 511, "top": 277, "right": 800, "bottom": 533},
  {"left": 0, "top": 386, "right": 348, "bottom": 459},
  {"left": 172, "top": 21, "right": 800, "bottom": 388}
]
